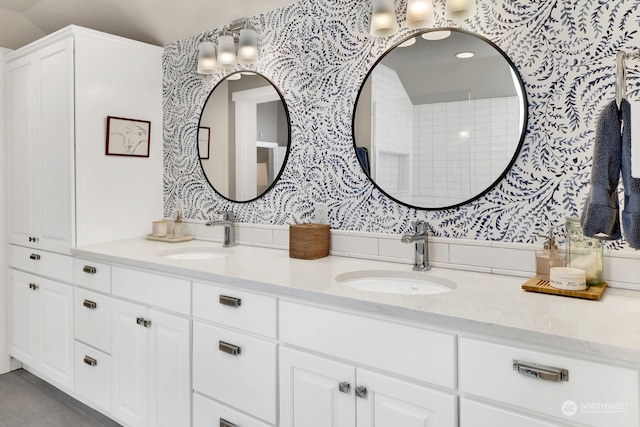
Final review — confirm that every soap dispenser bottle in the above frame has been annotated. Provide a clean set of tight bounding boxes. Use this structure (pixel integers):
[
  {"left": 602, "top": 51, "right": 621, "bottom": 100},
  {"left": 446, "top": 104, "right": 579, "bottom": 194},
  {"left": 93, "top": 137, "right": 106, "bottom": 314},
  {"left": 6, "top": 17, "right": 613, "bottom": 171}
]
[{"left": 536, "top": 228, "right": 565, "bottom": 280}]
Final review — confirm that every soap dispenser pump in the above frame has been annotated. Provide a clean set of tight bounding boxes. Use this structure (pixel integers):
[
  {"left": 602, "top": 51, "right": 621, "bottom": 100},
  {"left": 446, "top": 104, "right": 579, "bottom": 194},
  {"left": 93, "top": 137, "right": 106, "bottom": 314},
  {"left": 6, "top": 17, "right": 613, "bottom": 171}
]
[{"left": 536, "top": 227, "right": 565, "bottom": 280}]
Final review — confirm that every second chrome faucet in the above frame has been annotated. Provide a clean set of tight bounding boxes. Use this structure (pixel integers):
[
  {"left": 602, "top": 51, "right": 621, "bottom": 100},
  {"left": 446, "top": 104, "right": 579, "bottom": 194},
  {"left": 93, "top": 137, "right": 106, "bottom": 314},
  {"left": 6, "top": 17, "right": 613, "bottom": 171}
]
[
  {"left": 401, "top": 220, "right": 430, "bottom": 271},
  {"left": 206, "top": 211, "right": 236, "bottom": 247}
]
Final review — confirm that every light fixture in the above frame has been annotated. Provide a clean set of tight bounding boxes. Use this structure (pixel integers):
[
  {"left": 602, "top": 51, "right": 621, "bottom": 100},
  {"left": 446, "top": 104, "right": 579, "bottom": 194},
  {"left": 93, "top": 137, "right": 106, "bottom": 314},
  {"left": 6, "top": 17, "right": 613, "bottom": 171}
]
[
  {"left": 226, "top": 73, "right": 242, "bottom": 80},
  {"left": 445, "top": 0, "right": 476, "bottom": 21},
  {"left": 370, "top": 0, "right": 399, "bottom": 37},
  {"left": 422, "top": 30, "right": 451, "bottom": 40},
  {"left": 406, "top": 0, "right": 434, "bottom": 29},
  {"left": 238, "top": 26, "right": 258, "bottom": 64},
  {"left": 217, "top": 30, "right": 237, "bottom": 68},
  {"left": 197, "top": 38, "right": 216, "bottom": 74},
  {"left": 196, "top": 18, "right": 259, "bottom": 74},
  {"left": 456, "top": 51, "right": 475, "bottom": 59}
]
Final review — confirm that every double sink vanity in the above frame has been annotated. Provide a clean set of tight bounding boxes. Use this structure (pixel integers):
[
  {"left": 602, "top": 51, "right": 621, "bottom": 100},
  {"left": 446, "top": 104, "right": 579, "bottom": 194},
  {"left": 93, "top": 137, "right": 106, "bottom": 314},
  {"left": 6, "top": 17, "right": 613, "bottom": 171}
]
[{"left": 8, "top": 236, "right": 639, "bottom": 427}]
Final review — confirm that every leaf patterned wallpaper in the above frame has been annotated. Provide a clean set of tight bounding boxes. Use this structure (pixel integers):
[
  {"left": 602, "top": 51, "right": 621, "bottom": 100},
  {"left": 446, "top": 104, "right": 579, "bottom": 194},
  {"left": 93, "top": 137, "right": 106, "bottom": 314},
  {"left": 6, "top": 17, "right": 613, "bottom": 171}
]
[{"left": 162, "top": 0, "right": 640, "bottom": 248}]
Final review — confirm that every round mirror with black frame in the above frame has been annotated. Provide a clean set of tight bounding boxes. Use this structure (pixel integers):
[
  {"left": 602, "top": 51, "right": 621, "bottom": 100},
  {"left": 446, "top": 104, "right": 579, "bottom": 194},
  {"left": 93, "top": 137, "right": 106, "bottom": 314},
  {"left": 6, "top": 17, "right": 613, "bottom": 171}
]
[
  {"left": 198, "top": 71, "right": 291, "bottom": 202},
  {"left": 353, "top": 28, "right": 528, "bottom": 210}
]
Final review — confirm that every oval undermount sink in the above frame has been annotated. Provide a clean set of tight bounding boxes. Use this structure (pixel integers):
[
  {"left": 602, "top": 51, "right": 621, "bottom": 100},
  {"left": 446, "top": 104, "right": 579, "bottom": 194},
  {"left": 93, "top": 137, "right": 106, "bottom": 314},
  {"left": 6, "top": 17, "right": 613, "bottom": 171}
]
[
  {"left": 156, "top": 246, "right": 232, "bottom": 260},
  {"left": 335, "top": 270, "right": 456, "bottom": 295}
]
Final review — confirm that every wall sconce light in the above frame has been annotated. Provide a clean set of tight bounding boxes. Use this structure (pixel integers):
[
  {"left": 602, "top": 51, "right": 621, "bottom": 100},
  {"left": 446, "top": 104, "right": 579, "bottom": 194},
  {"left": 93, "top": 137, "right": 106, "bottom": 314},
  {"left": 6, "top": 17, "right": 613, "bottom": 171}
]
[
  {"left": 370, "top": 0, "right": 476, "bottom": 38},
  {"left": 197, "top": 18, "right": 259, "bottom": 74}
]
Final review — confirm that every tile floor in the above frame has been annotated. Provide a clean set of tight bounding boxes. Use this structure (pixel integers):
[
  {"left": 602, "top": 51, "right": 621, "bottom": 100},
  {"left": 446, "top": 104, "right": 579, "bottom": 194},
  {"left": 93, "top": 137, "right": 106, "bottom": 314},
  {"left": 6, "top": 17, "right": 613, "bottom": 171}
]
[{"left": 0, "top": 369, "right": 120, "bottom": 427}]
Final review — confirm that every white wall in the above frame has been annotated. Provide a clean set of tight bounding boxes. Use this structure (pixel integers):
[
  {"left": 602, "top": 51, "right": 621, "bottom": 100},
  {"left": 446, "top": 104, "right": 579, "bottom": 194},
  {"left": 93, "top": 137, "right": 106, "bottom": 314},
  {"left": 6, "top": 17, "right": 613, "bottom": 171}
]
[
  {"left": 1, "top": 46, "right": 13, "bottom": 374},
  {"left": 73, "top": 31, "right": 164, "bottom": 246}
]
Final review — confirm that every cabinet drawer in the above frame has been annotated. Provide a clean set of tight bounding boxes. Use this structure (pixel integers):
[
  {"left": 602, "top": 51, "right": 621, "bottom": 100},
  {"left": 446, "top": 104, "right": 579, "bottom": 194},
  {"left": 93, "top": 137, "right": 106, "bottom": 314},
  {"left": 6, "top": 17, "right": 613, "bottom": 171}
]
[
  {"left": 73, "top": 259, "right": 111, "bottom": 294},
  {"left": 74, "top": 341, "right": 111, "bottom": 412},
  {"left": 193, "top": 322, "right": 277, "bottom": 424},
  {"left": 193, "top": 393, "right": 272, "bottom": 427},
  {"left": 461, "top": 398, "right": 571, "bottom": 427},
  {"left": 193, "top": 282, "right": 277, "bottom": 338},
  {"left": 9, "top": 245, "right": 73, "bottom": 283},
  {"left": 74, "top": 288, "right": 110, "bottom": 353},
  {"left": 279, "top": 300, "right": 456, "bottom": 389},
  {"left": 459, "top": 337, "right": 640, "bottom": 427},
  {"left": 112, "top": 267, "right": 190, "bottom": 315}
]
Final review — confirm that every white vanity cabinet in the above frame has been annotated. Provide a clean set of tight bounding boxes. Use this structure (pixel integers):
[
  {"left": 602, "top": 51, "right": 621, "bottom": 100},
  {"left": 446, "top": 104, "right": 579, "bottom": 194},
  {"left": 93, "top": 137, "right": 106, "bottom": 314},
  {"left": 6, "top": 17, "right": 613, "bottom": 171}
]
[
  {"left": 7, "top": 268, "right": 74, "bottom": 391},
  {"left": 110, "top": 268, "right": 191, "bottom": 427},
  {"left": 278, "top": 300, "right": 458, "bottom": 427},
  {"left": 192, "top": 282, "right": 278, "bottom": 427},
  {"left": 458, "top": 337, "right": 640, "bottom": 427}
]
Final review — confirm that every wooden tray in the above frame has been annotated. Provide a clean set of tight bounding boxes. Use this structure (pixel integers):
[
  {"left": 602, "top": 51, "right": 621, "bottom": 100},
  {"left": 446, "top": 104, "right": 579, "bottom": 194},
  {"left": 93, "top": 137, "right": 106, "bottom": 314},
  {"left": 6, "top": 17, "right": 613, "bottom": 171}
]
[
  {"left": 521, "top": 277, "right": 607, "bottom": 300},
  {"left": 145, "top": 234, "right": 194, "bottom": 243}
]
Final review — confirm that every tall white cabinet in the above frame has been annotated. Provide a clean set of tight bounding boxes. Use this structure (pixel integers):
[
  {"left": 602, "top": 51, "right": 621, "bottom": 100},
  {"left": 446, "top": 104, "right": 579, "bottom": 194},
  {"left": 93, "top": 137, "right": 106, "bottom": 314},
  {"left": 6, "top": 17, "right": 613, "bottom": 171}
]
[{"left": 5, "top": 25, "right": 163, "bottom": 254}]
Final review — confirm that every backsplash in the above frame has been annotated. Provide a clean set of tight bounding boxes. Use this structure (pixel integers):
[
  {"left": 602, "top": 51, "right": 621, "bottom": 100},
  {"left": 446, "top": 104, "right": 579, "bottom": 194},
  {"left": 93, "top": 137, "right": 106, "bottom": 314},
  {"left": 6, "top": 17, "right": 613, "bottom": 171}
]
[{"left": 163, "top": 0, "right": 640, "bottom": 249}]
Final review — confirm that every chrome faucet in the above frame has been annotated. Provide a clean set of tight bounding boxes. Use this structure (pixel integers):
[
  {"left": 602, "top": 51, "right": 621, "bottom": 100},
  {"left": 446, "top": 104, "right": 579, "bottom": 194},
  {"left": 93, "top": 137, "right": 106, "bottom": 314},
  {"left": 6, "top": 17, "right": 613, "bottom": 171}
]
[
  {"left": 206, "top": 211, "right": 236, "bottom": 247},
  {"left": 401, "top": 220, "right": 431, "bottom": 271}
]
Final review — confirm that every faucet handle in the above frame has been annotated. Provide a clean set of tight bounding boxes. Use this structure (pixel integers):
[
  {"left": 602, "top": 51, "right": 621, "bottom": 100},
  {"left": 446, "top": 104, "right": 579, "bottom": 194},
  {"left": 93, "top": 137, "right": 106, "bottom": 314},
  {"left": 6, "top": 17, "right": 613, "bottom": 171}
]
[
  {"left": 215, "top": 211, "right": 234, "bottom": 221},
  {"left": 411, "top": 220, "right": 427, "bottom": 233}
]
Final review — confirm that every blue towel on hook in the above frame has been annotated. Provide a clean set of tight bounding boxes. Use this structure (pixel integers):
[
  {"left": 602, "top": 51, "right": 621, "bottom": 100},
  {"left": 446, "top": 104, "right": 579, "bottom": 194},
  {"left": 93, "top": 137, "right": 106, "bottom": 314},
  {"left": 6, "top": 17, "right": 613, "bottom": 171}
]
[
  {"left": 620, "top": 100, "right": 640, "bottom": 249},
  {"left": 580, "top": 99, "right": 622, "bottom": 240}
]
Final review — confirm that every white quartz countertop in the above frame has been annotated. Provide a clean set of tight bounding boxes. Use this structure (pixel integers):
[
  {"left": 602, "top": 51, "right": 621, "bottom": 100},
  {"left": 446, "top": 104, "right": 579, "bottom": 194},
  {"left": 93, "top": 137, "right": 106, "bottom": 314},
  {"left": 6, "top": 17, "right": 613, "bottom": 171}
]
[{"left": 72, "top": 238, "right": 640, "bottom": 365}]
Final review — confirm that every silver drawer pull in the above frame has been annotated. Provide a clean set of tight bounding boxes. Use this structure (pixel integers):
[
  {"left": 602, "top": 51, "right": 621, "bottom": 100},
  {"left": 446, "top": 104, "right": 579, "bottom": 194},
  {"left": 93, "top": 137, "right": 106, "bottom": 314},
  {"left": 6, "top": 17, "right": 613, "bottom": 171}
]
[
  {"left": 29, "top": 283, "right": 39, "bottom": 290},
  {"left": 513, "top": 359, "right": 568, "bottom": 382},
  {"left": 219, "top": 341, "right": 241, "bottom": 356},
  {"left": 355, "top": 385, "right": 367, "bottom": 398},
  {"left": 220, "top": 418, "right": 237, "bottom": 427},
  {"left": 136, "top": 317, "right": 151, "bottom": 328},
  {"left": 83, "top": 265, "right": 97, "bottom": 274},
  {"left": 29, "top": 253, "right": 41, "bottom": 260},
  {"left": 83, "top": 300, "right": 97, "bottom": 309},
  {"left": 83, "top": 356, "right": 97, "bottom": 366},
  {"left": 339, "top": 381, "right": 351, "bottom": 393},
  {"left": 219, "top": 295, "right": 242, "bottom": 307}
]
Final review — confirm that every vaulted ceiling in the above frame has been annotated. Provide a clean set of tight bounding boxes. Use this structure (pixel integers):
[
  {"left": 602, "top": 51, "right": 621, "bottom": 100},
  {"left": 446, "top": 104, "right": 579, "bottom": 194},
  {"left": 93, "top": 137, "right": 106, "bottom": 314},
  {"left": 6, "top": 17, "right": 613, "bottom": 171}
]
[{"left": 0, "top": 0, "right": 297, "bottom": 49}]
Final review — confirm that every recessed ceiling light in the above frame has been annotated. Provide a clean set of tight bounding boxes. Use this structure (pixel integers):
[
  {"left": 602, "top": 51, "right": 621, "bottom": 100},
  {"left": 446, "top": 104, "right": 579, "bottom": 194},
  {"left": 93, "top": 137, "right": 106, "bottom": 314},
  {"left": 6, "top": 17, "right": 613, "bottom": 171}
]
[
  {"left": 421, "top": 30, "right": 451, "bottom": 41},
  {"left": 456, "top": 51, "right": 475, "bottom": 59},
  {"left": 398, "top": 37, "right": 416, "bottom": 47}
]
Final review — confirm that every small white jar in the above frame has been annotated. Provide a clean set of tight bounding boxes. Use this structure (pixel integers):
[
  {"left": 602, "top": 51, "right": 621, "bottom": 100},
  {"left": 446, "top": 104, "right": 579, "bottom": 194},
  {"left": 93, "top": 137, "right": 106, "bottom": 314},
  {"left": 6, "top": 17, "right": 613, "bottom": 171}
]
[{"left": 549, "top": 267, "right": 587, "bottom": 291}]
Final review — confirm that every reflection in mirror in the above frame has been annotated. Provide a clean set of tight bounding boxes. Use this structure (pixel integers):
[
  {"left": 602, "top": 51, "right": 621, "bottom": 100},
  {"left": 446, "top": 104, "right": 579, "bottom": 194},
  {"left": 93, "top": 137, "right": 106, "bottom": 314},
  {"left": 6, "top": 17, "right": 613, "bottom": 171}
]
[
  {"left": 353, "top": 29, "right": 527, "bottom": 210},
  {"left": 199, "top": 72, "right": 290, "bottom": 202}
]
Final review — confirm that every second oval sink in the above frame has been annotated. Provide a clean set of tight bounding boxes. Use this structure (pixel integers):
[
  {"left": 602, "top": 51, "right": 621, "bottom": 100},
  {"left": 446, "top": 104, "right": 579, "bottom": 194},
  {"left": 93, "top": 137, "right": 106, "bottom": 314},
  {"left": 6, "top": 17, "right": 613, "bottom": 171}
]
[
  {"left": 335, "top": 270, "right": 456, "bottom": 295},
  {"left": 156, "top": 246, "right": 232, "bottom": 260}
]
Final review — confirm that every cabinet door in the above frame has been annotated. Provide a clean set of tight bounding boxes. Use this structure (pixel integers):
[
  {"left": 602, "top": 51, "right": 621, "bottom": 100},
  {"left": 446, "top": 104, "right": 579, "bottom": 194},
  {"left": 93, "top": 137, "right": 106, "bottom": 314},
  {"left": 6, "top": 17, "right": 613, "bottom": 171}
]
[
  {"left": 356, "top": 369, "right": 457, "bottom": 427},
  {"left": 460, "top": 398, "right": 573, "bottom": 427},
  {"left": 6, "top": 55, "right": 36, "bottom": 247},
  {"left": 33, "top": 38, "right": 74, "bottom": 253},
  {"left": 38, "top": 279, "right": 74, "bottom": 390},
  {"left": 8, "top": 269, "right": 38, "bottom": 365},
  {"left": 112, "top": 299, "right": 149, "bottom": 427},
  {"left": 148, "top": 309, "right": 191, "bottom": 427},
  {"left": 279, "top": 347, "right": 355, "bottom": 427}
]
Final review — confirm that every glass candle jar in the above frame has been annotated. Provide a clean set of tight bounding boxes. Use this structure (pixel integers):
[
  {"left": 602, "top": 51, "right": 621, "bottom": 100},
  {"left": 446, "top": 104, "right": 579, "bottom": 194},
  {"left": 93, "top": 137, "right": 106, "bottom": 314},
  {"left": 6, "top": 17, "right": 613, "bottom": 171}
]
[{"left": 565, "top": 217, "right": 604, "bottom": 285}]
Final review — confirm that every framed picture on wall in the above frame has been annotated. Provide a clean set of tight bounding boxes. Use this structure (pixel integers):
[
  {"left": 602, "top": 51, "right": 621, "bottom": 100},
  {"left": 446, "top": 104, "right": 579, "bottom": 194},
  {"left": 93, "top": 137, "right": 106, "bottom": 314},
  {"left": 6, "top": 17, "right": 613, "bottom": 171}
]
[
  {"left": 105, "top": 116, "right": 151, "bottom": 157},
  {"left": 198, "top": 127, "right": 210, "bottom": 159}
]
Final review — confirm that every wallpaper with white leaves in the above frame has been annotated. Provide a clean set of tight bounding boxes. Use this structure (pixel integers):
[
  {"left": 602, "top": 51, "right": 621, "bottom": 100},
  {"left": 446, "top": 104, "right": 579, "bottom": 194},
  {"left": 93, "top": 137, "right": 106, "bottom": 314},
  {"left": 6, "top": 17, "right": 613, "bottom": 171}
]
[{"left": 162, "top": 0, "right": 640, "bottom": 248}]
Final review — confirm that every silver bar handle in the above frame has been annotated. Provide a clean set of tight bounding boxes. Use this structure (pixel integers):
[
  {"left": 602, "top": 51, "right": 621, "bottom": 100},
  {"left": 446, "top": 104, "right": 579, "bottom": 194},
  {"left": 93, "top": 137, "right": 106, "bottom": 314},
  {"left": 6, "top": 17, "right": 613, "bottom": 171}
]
[
  {"left": 513, "top": 359, "right": 568, "bottom": 382},
  {"left": 83, "top": 300, "right": 97, "bottom": 309},
  {"left": 83, "top": 265, "right": 97, "bottom": 274},
  {"left": 83, "top": 356, "right": 97, "bottom": 366},
  {"left": 219, "top": 341, "right": 241, "bottom": 356},
  {"left": 339, "top": 381, "right": 350, "bottom": 393},
  {"left": 220, "top": 418, "right": 237, "bottom": 427},
  {"left": 29, "top": 254, "right": 41, "bottom": 260},
  {"left": 219, "top": 295, "right": 242, "bottom": 307}
]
